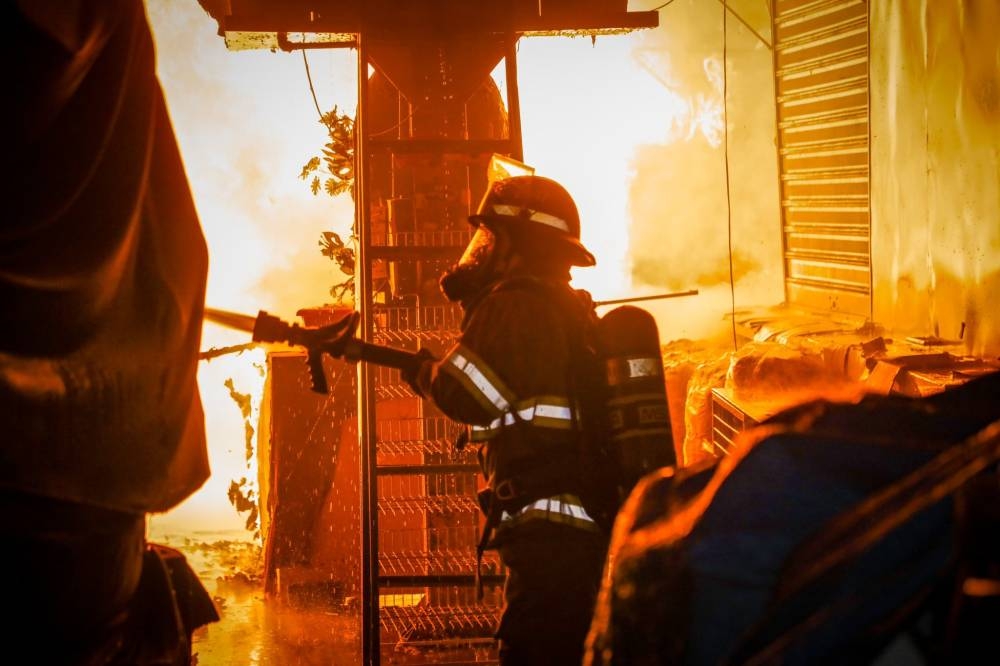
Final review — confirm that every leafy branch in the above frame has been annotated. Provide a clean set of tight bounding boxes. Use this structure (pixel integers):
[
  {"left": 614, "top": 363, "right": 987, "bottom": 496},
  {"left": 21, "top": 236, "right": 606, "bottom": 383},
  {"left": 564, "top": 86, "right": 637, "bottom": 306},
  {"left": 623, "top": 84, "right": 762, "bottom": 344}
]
[
  {"left": 319, "top": 231, "right": 356, "bottom": 302},
  {"left": 301, "top": 105, "right": 358, "bottom": 303},
  {"left": 300, "top": 105, "right": 355, "bottom": 199}
]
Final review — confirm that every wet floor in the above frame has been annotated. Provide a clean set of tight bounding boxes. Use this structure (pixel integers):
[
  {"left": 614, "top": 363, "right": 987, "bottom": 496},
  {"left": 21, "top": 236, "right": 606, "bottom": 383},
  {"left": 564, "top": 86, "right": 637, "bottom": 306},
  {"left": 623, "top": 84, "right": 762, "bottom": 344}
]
[
  {"left": 193, "top": 580, "right": 362, "bottom": 665},
  {"left": 150, "top": 527, "right": 362, "bottom": 665},
  {"left": 151, "top": 527, "right": 499, "bottom": 665}
]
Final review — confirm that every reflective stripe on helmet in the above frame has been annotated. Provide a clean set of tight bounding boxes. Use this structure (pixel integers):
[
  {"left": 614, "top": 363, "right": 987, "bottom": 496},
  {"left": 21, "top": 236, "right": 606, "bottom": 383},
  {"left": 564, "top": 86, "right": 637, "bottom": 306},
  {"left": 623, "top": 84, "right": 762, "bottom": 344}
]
[
  {"left": 442, "top": 346, "right": 514, "bottom": 415},
  {"left": 491, "top": 204, "right": 570, "bottom": 233},
  {"left": 469, "top": 396, "right": 576, "bottom": 442},
  {"left": 499, "top": 493, "right": 599, "bottom": 532}
]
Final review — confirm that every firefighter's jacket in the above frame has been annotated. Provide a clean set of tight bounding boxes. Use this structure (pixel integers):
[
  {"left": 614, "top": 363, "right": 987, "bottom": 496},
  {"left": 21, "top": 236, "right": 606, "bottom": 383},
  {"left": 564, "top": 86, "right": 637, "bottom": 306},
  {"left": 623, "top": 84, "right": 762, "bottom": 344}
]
[{"left": 415, "top": 277, "right": 603, "bottom": 541}]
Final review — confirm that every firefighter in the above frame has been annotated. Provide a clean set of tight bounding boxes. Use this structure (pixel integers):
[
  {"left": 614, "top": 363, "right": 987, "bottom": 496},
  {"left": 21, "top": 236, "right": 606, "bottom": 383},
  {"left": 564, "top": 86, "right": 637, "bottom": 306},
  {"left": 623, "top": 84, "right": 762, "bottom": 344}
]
[{"left": 404, "top": 175, "right": 611, "bottom": 665}]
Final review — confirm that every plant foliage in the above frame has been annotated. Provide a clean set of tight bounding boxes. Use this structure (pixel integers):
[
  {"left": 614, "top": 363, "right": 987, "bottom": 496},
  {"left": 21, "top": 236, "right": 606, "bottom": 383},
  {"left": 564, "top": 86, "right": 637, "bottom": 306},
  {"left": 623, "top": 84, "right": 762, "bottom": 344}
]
[
  {"left": 300, "top": 105, "right": 359, "bottom": 304},
  {"left": 319, "top": 231, "right": 356, "bottom": 301},
  {"left": 300, "top": 105, "right": 355, "bottom": 200}
]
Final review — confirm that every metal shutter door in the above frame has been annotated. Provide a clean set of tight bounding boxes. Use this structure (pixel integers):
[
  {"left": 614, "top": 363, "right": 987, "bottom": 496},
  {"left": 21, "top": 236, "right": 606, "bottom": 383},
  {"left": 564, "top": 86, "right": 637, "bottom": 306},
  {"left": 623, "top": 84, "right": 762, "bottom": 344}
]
[{"left": 773, "top": 0, "right": 871, "bottom": 317}]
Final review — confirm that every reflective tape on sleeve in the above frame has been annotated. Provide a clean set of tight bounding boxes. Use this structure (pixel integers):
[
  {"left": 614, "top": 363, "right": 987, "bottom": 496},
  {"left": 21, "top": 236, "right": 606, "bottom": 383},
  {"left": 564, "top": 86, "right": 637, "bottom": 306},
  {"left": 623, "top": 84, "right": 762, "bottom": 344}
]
[
  {"left": 469, "top": 397, "right": 576, "bottom": 441},
  {"left": 442, "top": 347, "right": 514, "bottom": 415}
]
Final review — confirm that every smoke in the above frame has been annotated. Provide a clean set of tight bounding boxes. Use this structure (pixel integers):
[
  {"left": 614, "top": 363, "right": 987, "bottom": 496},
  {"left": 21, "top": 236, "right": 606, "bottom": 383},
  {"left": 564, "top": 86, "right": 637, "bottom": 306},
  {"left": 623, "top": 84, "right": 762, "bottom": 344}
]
[
  {"left": 625, "top": 0, "right": 784, "bottom": 342},
  {"left": 514, "top": 33, "right": 683, "bottom": 301},
  {"left": 511, "top": 0, "right": 784, "bottom": 343},
  {"left": 146, "top": 0, "right": 358, "bottom": 322}
]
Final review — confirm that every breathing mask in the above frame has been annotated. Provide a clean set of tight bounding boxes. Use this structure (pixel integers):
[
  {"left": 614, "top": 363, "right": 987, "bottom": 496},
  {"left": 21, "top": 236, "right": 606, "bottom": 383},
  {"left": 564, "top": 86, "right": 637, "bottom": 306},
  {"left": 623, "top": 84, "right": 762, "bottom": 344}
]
[{"left": 439, "top": 226, "right": 501, "bottom": 304}]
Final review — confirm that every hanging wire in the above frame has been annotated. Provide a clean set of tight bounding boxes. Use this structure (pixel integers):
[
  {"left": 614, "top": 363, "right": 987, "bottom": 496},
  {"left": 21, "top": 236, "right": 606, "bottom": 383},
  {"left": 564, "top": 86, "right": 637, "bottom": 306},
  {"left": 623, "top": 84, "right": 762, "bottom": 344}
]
[
  {"left": 651, "top": 0, "right": 679, "bottom": 10},
  {"left": 715, "top": 0, "right": 773, "bottom": 50},
  {"left": 302, "top": 50, "right": 324, "bottom": 121},
  {"left": 370, "top": 109, "right": 418, "bottom": 138},
  {"left": 305, "top": 49, "right": 417, "bottom": 138},
  {"left": 722, "top": 0, "right": 737, "bottom": 351}
]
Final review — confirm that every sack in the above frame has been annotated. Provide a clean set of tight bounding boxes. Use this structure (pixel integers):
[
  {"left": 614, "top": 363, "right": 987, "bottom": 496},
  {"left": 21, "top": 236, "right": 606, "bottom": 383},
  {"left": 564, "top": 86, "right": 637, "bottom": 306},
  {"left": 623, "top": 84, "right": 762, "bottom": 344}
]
[{"left": 587, "top": 374, "right": 1000, "bottom": 665}]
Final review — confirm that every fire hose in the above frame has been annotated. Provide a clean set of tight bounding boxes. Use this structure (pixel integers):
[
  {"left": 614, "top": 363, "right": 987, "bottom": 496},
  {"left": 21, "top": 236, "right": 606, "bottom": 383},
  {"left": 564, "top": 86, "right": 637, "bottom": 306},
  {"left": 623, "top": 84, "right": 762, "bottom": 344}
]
[
  {"left": 204, "top": 307, "right": 423, "bottom": 394},
  {"left": 203, "top": 287, "right": 699, "bottom": 394}
]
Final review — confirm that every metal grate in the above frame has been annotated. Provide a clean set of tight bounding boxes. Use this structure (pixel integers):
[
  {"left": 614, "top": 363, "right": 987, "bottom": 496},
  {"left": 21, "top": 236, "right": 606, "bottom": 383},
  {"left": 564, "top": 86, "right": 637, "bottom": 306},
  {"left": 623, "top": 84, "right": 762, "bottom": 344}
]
[
  {"left": 377, "top": 495, "right": 480, "bottom": 517},
  {"left": 373, "top": 229, "right": 473, "bottom": 249},
  {"left": 379, "top": 547, "right": 498, "bottom": 577},
  {"left": 355, "top": 34, "right": 521, "bottom": 666},
  {"left": 380, "top": 604, "right": 502, "bottom": 644},
  {"left": 710, "top": 388, "right": 761, "bottom": 456},
  {"left": 773, "top": 0, "right": 871, "bottom": 318},
  {"left": 373, "top": 304, "right": 464, "bottom": 342}
]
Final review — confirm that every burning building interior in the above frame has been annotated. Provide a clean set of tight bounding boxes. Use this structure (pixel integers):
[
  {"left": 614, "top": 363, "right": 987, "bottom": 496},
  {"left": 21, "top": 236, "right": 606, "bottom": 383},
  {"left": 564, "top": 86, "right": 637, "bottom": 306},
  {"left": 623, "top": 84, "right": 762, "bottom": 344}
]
[{"left": 7, "top": 0, "right": 998, "bottom": 664}]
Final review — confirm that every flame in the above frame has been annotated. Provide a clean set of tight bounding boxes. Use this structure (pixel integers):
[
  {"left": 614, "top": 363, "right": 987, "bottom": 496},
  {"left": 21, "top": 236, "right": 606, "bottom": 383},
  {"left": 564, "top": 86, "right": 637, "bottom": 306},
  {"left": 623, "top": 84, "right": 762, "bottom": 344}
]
[
  {"left": 146, "top": 1, "right": 356, "bottom": 535},
  {"left": 513, "top": 18, "right": 783, "bottom": 343}
]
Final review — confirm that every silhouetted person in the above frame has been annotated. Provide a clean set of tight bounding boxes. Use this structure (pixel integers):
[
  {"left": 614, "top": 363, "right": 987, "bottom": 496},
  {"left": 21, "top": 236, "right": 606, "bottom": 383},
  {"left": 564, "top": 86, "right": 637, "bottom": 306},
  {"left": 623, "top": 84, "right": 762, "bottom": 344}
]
[{"left": 4, "top": 1, "right": 216, "bottom": 661}]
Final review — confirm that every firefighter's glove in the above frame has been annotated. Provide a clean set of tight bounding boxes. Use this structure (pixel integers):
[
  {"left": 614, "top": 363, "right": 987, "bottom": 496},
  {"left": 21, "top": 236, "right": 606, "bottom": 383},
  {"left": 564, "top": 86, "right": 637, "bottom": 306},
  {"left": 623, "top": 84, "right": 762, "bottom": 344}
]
[
  {"left": 401, "top": 347, "right": 436, "bottom": 398},
  {"left": 314, "top": 311, "right": 361, "bottom": 359}
]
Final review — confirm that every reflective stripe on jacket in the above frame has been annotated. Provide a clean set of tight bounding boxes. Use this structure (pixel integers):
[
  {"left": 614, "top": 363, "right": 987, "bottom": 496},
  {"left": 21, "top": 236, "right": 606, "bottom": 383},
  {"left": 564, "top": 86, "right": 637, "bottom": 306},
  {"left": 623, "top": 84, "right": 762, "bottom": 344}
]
[
  {"left": 421, "top": 278, "right": 595, "bottom": 531},
  {"left": 497, "top": 493, "right": 601, "bottom": 535},
  {"left": 469, "top": 396, "right": 576, "bottom": 442}
]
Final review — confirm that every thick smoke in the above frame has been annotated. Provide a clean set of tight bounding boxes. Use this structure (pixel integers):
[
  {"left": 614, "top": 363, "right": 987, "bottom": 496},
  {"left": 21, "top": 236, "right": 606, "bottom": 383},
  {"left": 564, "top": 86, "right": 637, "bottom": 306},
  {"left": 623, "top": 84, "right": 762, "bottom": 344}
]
[
  {"left": 146, "top": 0, "right": 358, "bottom": 322},
  {"left": 626, "top": 0, "right": 784, "bottom": 342}
]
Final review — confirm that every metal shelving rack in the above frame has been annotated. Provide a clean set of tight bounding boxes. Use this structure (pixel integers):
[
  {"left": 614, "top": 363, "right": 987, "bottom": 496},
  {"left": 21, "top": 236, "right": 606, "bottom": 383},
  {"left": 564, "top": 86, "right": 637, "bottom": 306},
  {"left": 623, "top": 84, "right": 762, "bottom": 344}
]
[{"left": 355, "top": 34, "right": 522, "bottom": 665}]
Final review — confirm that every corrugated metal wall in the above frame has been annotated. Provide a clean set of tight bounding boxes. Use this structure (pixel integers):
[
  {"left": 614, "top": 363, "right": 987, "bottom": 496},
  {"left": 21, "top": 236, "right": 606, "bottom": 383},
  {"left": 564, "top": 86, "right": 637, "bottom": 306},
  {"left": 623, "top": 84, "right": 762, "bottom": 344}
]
[{"left": 773, "top": 0, "right": 871, "bottom": 318}]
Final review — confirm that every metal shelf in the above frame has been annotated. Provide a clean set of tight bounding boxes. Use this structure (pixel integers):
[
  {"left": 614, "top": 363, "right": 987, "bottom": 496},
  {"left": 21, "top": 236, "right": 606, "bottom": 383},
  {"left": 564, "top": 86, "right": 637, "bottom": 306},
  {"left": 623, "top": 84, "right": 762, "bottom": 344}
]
[
  {"left": 372, "top": 304, "right": 463, "bottom": 341},
  {"left": 379, "top": 547, "right": 501, "bottom": 578},
  {"left": 369, "top": 137, "right": 515, "bottom": 157},
  {"left": 376, "top": 462, "right": 479, "bottom": 476},
  {"left": 371, "top": 229, "right": 472, "bottom": 249},
  {"left": 374, "top": 329, "right": 457, "bottom": 347},
  {"left": 377, "top": 438, "right": 461, "bottom": 458},
  {"left": 374, "top": 383, "right": 418, "bottom": 401},
  {"left": 380, "top": 604, "right": 502, "bottom": 643},
  {"left": 367, "top": 245, "right": 463, "bottom": 262},
  {"left": 375, "top": 416, "right": 462, "bottom": 442},
  {"left": 377, "top": 495, "right": 480, "bottom": 517},
  {"left": 355, "top": 35, "right": 524, "bottom": 665}
]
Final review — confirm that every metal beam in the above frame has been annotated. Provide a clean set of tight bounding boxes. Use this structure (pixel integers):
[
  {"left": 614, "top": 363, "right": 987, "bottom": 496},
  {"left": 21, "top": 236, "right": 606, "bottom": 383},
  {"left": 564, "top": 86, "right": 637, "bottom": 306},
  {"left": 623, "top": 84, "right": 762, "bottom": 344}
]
[{"left": 217, "top": 9, "right": 658, "bottom": 40}]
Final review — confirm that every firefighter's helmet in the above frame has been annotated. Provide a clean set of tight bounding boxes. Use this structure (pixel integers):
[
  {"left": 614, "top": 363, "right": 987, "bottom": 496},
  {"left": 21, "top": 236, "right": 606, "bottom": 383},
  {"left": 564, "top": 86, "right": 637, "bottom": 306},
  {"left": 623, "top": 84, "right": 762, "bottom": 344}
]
[{"left": 469, "top": 175, "right": 596, "bottom": 267}]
